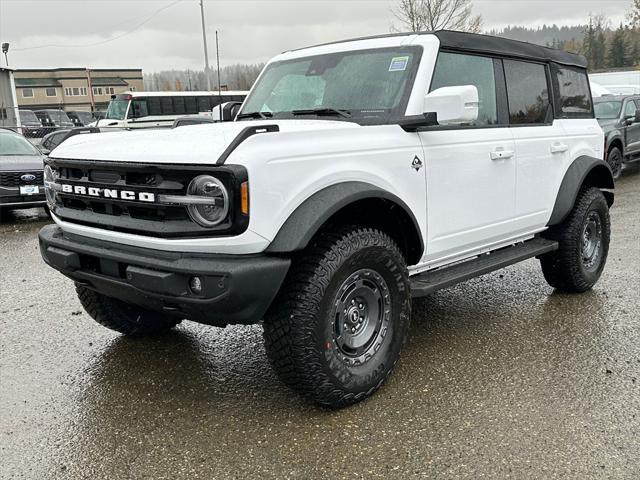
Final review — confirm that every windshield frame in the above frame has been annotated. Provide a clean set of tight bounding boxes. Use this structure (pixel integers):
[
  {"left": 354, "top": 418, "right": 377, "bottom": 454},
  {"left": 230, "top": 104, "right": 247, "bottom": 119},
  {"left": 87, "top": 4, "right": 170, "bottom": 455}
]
[
  {"left": 238, "top": 45, "right": 423, "bottom": 126},
  {"left": 594, "top": 100, "right": 623, "bottom": 120}
]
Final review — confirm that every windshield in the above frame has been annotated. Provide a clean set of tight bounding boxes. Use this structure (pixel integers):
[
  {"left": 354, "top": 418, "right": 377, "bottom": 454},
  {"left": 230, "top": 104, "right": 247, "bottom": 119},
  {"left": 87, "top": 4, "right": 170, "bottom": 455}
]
[
  {"left": 19, "top": 110, "right": 39, "bottom": 124},
  {"left": 594, "top": 101, "right": 623, "bottom": 120},
  {"left": 74, "top": 111, "right": 94, "bottom": 124},
  {"left": 0, "top": 133, "right": 39, "bottom": 156},
  {"left": 45, "top": 110, "right": 73, "bottom": 125},
  {"left": 106, "top": 97, "right": 130, "bottom": 120},
  {"left": 240, "top": 47, "right": 421, "bottom": 123}
]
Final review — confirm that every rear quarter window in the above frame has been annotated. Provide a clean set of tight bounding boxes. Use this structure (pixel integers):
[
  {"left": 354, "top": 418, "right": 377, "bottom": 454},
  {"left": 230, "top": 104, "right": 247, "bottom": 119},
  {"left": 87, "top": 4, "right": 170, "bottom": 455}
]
[{"left": 553, "top": 65, "right": 594, "bottom": 118}]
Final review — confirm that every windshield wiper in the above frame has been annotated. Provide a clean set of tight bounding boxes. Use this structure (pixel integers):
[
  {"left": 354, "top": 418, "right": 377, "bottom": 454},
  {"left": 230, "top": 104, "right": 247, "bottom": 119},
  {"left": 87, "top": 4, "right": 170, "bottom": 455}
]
[
  {"left": 291, "top": 108, "right": 351, "bottom": 118},
  {"left": 236, "top": 111, "right": 274, "bottom": 120}
]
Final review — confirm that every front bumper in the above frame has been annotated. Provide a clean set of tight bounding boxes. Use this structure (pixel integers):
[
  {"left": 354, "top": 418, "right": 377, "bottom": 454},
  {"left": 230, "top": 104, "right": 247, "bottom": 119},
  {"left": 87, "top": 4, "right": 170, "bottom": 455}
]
[
  {"left": 39, "top": 224, "right": 291, "bottom": 326},
  {"left": 1, "top": 186, "right": 46, "bottom": 209}
]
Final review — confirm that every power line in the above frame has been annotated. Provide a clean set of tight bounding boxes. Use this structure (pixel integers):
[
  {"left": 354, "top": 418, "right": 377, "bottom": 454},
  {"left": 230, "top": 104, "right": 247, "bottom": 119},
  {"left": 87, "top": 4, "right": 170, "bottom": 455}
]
[{"left": 13, "top": 0, "right": 185, "bottom": 51}]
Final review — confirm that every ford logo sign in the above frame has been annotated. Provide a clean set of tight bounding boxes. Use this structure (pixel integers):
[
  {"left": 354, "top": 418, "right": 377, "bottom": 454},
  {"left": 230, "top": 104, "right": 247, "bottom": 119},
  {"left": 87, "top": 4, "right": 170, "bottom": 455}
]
[{"left": 21, "top": 174, "right": 37, "bottom": 182}]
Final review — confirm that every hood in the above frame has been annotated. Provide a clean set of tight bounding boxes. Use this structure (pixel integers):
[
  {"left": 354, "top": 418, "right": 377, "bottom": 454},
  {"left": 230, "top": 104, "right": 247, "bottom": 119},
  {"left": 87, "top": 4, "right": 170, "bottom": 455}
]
[
  {"left": 597, "top": 118, "right": 619, "bottom": 132},
  {"left": 51, "top": 120, "right": 360, "bottom": 164},
  {"left": 0, "top": 154, "right": 44, "bottom": 172}
]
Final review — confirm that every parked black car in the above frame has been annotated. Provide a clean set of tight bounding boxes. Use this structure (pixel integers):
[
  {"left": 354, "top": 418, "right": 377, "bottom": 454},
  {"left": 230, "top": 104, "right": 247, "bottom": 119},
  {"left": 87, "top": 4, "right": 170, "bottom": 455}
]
[
  {"left": 34, "top": 109, "right": 75, "bottom": 130},
  {"left": 67, "top": 111, "right": 95, "bottom": 127},
  {"left": 595, "top": 95, "right": 640, "bottom": 180},
  {"left": 0, "top": 128, "right": 46, "bottom": 217},
  {"left": 19, "top": 109, "right": 45, "bottom": 138}
]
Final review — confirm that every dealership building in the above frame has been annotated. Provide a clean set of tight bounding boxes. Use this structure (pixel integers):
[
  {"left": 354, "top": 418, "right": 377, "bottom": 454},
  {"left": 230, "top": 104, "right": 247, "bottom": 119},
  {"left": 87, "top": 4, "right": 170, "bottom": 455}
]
[{"left": 13, "top": 67, "right": 143, "bottom": 112}]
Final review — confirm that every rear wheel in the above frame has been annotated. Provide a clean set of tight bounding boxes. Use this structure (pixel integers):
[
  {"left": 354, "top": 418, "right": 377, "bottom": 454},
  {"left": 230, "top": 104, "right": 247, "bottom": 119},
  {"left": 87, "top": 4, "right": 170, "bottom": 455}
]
[
  {"left": 607, "top": 147, "right": 623, "bottom": 181},
  {"left": 263, "top": 226, "right": 411, "bottom": 408},
  {"left": 540, "top": 187, "right": 610, "bottom": 293},
  {"left": 76, "top": 285, "right": 182, "bottom": 336}
]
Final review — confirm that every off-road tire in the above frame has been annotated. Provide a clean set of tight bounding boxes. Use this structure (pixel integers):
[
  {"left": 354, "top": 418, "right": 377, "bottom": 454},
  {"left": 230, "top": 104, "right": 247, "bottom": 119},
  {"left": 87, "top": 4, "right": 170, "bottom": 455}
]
[
  {"left": 76, "top": 285, "right": 182, "bottom": 336},
  {"left": 540, "top": 187, "right": 610, "bottom": 293},
  {"left": 263, "top": 226, "right": 411, "bottom": 408},
  {"left": 607, "top": 147, "right": 623, "bottom": 181}
]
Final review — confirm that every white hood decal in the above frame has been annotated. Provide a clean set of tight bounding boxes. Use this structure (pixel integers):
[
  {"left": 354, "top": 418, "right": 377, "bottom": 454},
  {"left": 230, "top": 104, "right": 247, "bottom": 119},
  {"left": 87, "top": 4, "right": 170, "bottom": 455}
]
[{"left": 50, "top": 120, "right": 359, "bottom": 165}]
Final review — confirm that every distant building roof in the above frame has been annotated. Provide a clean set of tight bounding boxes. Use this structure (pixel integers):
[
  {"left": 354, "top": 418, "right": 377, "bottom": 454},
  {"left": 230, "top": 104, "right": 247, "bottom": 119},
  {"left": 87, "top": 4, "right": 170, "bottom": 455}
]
[
  {"left": 90, "top": 77, "right": 129, "bottom": 86},
  {"left": 14, "top": 77, "right": 61, "bottom": 87}
]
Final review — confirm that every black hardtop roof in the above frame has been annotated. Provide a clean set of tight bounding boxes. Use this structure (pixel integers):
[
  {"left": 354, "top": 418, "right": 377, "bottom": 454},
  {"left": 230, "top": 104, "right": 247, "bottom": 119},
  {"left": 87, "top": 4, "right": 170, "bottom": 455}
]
[
  {"left": 289, "top": 30, "right": 587, "bottom": 69},
  {"left": 435, "top": 31, "right": 587, "bottom": 68}
]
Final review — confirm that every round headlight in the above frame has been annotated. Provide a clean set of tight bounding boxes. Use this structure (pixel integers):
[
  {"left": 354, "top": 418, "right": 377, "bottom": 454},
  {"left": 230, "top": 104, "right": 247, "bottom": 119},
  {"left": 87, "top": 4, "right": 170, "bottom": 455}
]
[
  {"left": 43, "top": 165, "right": 58, "bottom": 209},
  {"left": 186, "top": 175, "right": 229, "bottom": 227}
]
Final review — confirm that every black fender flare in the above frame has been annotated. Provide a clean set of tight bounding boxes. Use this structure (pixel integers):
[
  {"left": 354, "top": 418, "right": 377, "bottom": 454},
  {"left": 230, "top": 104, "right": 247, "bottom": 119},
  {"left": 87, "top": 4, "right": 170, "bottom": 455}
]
[
  {"left": 547, "top": 156, "right": 614, "bottom": 226},
  {"left": 605, "top": 131, "right": 624, "bottom": 155},
  {"left": 266, "top": 181, "right": 424, "bottom": 258}
]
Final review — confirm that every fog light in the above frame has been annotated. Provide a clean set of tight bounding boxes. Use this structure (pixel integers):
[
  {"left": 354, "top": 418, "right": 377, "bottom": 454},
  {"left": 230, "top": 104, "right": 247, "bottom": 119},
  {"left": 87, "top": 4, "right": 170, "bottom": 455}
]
[{"left": 189, "top": 276, "right": 203, "bottom": 295}]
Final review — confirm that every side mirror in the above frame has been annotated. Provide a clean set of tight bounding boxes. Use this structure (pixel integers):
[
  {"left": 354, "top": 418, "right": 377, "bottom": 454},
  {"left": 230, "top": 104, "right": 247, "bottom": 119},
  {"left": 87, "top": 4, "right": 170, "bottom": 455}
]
[
  {"left": 211, "top": 101, "right": 243, "bottom": 122},
  {"left": 423, "top": 85, "right": 479, "bottom": 125}
]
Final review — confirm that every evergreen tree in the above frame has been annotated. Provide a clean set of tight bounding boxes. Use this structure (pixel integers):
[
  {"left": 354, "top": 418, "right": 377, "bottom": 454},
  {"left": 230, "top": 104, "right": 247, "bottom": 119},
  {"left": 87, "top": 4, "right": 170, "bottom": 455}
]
[{"left": 608, "top": 24, "right": 628, "bottom": 68}]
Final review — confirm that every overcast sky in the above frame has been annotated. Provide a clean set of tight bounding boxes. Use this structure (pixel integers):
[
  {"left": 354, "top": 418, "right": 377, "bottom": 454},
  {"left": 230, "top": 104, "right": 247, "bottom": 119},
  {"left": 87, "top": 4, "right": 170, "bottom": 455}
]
[{"left": 0, "top": 0, "right": 631, "bottom": 72}]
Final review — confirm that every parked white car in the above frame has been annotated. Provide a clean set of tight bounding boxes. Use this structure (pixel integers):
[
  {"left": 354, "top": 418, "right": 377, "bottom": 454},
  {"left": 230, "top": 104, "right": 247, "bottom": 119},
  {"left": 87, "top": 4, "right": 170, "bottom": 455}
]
[{"left": 40, "top": 31, "right": 613, "bottom": 407}]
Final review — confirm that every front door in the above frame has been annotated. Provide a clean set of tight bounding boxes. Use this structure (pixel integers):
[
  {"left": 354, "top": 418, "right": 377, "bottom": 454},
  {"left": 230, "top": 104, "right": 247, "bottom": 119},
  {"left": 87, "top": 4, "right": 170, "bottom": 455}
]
[
  {"left": 624, "top": 100, "right": 640, "bottom": 157},
  {"left": 418, "top": 51, "right": 516, "bottom": 263}
]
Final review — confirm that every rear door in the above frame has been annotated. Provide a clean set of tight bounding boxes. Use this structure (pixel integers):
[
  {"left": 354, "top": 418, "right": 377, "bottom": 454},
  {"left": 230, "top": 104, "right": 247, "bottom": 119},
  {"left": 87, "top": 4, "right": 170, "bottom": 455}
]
[
  {"left": 418, "top": 51, "right": 517, "bottom": 263},
  {"left": 506, "top": 59, "right": 568, "bottom": 234}
]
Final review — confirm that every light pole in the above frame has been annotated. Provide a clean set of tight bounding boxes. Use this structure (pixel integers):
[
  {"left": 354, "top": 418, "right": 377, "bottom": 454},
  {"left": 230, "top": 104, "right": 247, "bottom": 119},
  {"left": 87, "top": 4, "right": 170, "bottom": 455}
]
[
  {"left": 1, "top": 43, "right": 9, "bottom": 67},
  {"left": 199, "top": 0, "right": 212, "bottom": 91}
]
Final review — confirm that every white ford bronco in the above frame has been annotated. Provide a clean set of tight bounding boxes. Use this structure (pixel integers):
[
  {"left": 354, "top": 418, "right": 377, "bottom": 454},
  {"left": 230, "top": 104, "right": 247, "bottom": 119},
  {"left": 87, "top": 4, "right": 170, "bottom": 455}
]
[{"left": 40, "top": 31, "right": 613, "bottom": 407}]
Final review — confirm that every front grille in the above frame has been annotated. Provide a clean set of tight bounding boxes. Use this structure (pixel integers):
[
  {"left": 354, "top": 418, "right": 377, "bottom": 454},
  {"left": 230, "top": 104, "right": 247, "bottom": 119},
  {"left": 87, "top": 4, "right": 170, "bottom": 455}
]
[
  {"left": 0, "top": 171, "right": 44, "bottom": 187},
  {"left": 47, "top": 158, "right": 248, "bottom": 238}
]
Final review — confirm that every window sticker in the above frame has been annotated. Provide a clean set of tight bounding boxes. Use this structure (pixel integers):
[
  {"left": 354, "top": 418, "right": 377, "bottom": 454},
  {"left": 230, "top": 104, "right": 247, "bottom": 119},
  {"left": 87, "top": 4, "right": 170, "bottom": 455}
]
[{"left": 389, "top": 56, "right": 410, "bottom": 72}]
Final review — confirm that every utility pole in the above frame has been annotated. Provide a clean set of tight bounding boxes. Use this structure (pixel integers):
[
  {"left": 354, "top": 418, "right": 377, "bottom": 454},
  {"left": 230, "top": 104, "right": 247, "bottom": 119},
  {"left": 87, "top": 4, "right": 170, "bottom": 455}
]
[
  {"left": 199, "top": 0, "right": 212, "bottom": 91},
  {"left": 216, "top": 30, "right": 222, "bottom": 118}
]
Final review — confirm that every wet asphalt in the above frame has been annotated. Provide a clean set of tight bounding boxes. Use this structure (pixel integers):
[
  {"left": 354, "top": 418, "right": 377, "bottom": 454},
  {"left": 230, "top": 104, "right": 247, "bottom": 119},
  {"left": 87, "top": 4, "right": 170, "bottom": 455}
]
[{"left": 1, "top": 168, "right": 639, "bottom": 480}]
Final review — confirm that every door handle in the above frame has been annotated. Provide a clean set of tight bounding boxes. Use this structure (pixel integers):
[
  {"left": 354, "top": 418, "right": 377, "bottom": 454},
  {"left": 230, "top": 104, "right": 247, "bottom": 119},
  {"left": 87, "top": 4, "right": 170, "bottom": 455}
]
[
  {"left": 491, "top": 149, "right": 514, "bottom": 161},
  {"left": 551, "top": 143, "right": 569, "bottom": 154}
]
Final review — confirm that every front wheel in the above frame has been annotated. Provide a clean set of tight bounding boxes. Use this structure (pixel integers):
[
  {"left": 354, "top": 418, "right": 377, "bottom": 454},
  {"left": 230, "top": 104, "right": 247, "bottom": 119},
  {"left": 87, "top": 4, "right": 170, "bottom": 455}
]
[
  {"left": 263, "top": 226, "right": 411, "bottom": 408},
  {"left": 540, "top": 187, "right": 611, "bottom": 293}
]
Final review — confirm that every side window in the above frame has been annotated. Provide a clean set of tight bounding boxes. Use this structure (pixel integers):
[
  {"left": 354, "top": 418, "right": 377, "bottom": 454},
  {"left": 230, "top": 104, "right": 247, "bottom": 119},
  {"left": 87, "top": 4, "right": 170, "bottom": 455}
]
[
  {"left": 430, "top": 52, "right": 498, "bottom": 126},
  {"left": 197, "top": 97, "right": 211, "bottom": 112},
  {"left": 624, "top": 100, "right": 637, "bottom": 119},
  {"left": 184, "top": 96, "right": 198, "bottom": 114},
  {"left": 147, "top": 97, "right": 162, "bottom": 116},
  {"left": 503, "top": 60, "right": 551, "bottom": 125},
  {"left": 173, "top": 97, "right": 186, "bottom": 115},
  {"left": 160, "top": 97, "right": 173, "bottom": 115},
  {"left": 553, "top": 66, "right": 593, "bottom": 118}
]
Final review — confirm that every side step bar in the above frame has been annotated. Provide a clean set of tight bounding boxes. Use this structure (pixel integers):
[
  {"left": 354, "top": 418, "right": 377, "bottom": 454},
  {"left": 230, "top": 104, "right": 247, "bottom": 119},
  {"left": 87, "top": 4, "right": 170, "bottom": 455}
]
[{"left": 411, "top": 237, "right": 558, "bottom": 298}]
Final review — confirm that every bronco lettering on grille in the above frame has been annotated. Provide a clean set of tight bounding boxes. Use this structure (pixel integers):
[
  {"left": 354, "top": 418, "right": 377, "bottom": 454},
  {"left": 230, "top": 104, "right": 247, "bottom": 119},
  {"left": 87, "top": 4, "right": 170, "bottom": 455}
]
[{"left": 60, "top": 184, "right": 155, "bottom": 202}]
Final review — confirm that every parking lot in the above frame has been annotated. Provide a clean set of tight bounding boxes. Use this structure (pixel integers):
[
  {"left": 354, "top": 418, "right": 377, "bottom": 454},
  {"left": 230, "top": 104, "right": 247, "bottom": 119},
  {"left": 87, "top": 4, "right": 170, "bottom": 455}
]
[{"left": 0, "top": 168, "right": 638, "bottom": 479}]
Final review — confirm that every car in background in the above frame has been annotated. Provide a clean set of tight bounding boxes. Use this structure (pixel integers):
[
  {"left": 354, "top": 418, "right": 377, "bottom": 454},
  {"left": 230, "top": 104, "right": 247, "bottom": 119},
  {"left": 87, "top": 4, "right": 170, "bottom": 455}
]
[
  {"left": 595, "top": 94, "right": 640, "bottom": 180},
  {"left": 34, "top": 109, "right": 75, "bottom": 130},
  {"left": 39, "top": 127, "right": 100, "bottom": 154},
  {"left": 19, "top": 109, "right": 45, "bottom": 137},
  {"left": 0, "top": 128, "right": 46, "bottom": 216},
  {"left": 67, "top": 111, "right": 95, "bottom": 127}
]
